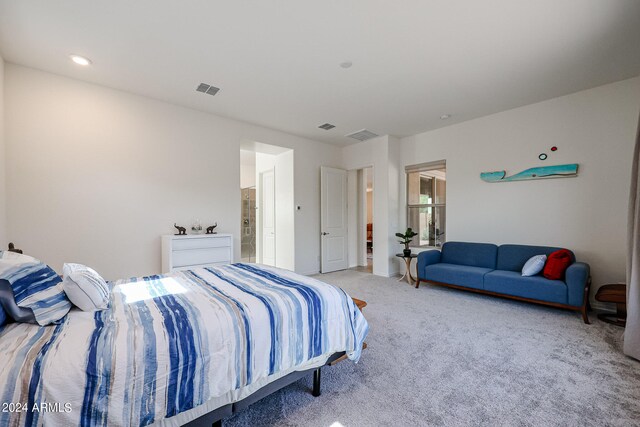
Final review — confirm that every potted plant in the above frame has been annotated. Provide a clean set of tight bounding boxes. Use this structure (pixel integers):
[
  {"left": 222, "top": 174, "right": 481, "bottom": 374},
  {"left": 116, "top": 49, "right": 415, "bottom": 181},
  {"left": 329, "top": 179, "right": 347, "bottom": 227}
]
[{"left": 396, "top": 228, "right": 418, "bottom": 257}]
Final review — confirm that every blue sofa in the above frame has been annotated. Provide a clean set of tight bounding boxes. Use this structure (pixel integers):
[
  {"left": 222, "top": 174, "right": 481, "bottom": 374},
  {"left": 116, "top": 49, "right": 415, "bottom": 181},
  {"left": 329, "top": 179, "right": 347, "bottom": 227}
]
[{"left": 416, "top": 242, "right": 591, "bottom": 323}]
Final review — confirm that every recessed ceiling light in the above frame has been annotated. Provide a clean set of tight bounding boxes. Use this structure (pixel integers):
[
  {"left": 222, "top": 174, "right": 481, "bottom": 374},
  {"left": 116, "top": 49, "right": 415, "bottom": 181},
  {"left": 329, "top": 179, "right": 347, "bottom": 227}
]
[
  {"left": 440, "top": 114, "right": 451, "bottom": 120},
  {"left": 339, "top": 61, "right": 352, "bottom": 69},
  {"left": 70, "top": 55, "right": 92, "bottom": 66}
]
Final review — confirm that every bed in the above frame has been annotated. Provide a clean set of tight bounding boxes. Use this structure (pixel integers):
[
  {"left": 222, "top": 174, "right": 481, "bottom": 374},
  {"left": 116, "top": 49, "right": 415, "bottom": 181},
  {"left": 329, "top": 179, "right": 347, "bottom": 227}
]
[{"left": 0, "top": 263, "right": 369, "bottom": 427}]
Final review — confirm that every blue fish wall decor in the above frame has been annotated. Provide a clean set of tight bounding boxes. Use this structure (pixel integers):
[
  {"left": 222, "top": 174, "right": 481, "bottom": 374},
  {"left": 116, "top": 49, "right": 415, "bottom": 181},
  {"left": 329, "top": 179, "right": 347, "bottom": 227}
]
[{"left": 480, "top": 164, "right": 579, "bottom": 183}]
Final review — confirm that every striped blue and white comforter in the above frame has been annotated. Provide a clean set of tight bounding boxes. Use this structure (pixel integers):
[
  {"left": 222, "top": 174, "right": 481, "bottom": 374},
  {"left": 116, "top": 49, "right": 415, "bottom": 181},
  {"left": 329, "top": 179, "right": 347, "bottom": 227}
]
[{"left": 0, "top": 263, "right": 368, "bottom": 427}]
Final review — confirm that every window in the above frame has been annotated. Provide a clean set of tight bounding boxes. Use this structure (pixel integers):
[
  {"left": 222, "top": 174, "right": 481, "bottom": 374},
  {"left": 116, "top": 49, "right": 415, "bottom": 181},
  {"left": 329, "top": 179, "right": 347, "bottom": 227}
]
[{"left": 406, "top": 161, "right": 446, "bottom": 248}]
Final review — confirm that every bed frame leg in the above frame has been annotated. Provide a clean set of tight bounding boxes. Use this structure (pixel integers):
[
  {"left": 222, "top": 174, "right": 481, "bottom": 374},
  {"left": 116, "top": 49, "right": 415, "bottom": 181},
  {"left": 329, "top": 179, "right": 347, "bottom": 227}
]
[
  {"left": 213, "top": 420, "right": 222, "bottom": 427},
  {"left": 312, "top": 368, "right": 321, "bottom": 397}
]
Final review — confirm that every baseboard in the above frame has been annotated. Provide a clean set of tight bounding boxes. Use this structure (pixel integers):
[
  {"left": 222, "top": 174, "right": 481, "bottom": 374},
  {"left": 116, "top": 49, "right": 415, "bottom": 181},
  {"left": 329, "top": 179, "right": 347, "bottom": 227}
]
[
  {"left": 374, "top": 270, "right": 400, "bottom": 278},
  {"left": 300, "top": 270, "right": 320, "bottom": 276}
]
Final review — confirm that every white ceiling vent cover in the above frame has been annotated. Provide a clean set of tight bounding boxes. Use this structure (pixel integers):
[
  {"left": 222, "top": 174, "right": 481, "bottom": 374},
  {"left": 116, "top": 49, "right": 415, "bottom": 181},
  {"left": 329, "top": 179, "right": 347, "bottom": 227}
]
[
  {"left": 345, "top": 129, "right": 379, "bottom": 141},
  {"left": 318, "top": 123, "right": 336, "bottom": 130},
  {"left": 196, "top": 83, "right": 220, "bottom": 96}
]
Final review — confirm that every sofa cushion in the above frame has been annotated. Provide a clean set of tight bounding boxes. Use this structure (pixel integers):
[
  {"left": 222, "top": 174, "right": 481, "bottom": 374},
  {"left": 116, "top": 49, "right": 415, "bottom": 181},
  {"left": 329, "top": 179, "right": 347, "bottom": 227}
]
[
  {"left": 424, "top": 263, "right": 493, "bottom": 290},
  {"left": 497, "top": 244, "right": 574, "bottom": 272},
  {"left": 440, "top": 242, "right": 498, "bottom": 269},
  {"left": 484, "top": 270, "right": 568, "bottom": 304},
  {"left": 521, "top": 255, "right": 547, "bottom": 277},
  {"left": 543, "top": 249, "right": 573, "bottom": 280}
]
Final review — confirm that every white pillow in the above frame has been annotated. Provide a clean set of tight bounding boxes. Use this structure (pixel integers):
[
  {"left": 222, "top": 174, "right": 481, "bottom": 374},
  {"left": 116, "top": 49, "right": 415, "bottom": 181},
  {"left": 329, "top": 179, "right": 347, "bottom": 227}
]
[
  {"left": 521, "top": 255, "right": 547, "bottom": 277},
  {"left": 62, "top": 263, "right": 110, "bottom": 311}
]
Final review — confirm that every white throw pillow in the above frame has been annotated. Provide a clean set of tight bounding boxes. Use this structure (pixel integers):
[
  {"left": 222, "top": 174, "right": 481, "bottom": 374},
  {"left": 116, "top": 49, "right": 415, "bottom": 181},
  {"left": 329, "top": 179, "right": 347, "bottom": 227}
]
[
  {"left": 521, "top": 255, "right": 547, "bottom": 277},
  {"left": 62, "top": 263, "right": 110, "bottom": 311}
]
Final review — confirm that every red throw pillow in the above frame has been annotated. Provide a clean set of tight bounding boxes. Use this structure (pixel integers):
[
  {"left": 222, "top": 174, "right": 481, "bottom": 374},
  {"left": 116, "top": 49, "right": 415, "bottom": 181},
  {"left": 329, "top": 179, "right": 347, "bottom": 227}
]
[{"left": 543, "top": 249, "right": 572, "bottom": 280}]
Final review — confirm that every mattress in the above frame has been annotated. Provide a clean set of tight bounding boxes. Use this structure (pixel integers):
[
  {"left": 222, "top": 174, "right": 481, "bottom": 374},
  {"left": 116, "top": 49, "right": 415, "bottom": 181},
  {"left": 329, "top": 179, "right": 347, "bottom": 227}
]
[{"left": 0, "top": 263, "right": 368, "bottom": 427}]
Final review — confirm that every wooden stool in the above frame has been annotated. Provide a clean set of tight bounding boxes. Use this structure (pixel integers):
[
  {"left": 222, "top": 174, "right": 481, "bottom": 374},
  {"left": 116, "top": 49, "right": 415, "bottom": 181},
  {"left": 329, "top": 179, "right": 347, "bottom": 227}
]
[
  {"left": 352, "top": 298, "right": 367, "bottom": 311},
  {"left": 595, "top": 284, "right": 626, "bottom": 327}
]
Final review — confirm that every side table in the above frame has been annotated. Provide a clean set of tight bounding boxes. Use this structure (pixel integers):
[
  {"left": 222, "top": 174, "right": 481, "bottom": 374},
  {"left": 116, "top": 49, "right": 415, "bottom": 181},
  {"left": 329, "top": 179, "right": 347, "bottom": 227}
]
[
  {"left": 595, "top": 284, "right": 626, "bottom": 327},
  {"left": 396, "top": 253, "right": 418, "bottom": 285}
]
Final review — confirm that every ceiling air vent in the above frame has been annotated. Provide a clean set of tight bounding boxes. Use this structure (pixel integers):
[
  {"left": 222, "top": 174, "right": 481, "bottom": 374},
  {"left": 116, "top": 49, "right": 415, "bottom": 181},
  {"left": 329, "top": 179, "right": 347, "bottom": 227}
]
[
  {"left": 196, "top": 83, "right": 220, "bottom": 96},
  {"left": 318, "top": 123, "right": 336, "bottom": 130},
  {"left": 345, "top": 129, "right": 379, "bottom": 141}
]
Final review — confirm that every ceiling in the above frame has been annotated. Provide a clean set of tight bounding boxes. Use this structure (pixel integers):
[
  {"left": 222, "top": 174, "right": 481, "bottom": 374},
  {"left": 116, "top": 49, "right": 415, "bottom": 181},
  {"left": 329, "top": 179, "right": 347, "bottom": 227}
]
[{"left": 1, "top": 1, "right": 639, "bottom": 146}]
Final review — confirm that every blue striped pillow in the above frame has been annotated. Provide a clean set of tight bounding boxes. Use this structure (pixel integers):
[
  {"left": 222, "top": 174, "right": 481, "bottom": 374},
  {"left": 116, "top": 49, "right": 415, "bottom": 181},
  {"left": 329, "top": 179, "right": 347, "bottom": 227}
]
[{"left": 0, "top": 251, "right": 71, "bottom": 325}]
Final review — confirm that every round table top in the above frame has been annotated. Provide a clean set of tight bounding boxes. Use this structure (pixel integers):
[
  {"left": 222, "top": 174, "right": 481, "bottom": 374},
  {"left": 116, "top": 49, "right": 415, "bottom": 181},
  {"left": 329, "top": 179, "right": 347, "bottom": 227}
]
[{"left": 395, "top": 253, "right": 418, "bottom": 258}]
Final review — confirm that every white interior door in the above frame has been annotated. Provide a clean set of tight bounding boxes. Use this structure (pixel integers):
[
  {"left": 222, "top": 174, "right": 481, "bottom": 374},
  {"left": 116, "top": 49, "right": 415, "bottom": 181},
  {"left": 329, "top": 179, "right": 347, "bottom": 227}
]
[
  {"left": 260, "top": 169, "right": 276, "bottom": 266},
  {"left": 321, "top": 166, "right": 348, "bottom": 273}
]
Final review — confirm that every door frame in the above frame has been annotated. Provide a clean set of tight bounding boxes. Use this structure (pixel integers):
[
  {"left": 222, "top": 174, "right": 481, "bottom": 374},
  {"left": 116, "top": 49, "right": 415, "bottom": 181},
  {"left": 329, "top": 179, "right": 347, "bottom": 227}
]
[{"left": 360, "top": 166, "right": 373, "bottom": 267}]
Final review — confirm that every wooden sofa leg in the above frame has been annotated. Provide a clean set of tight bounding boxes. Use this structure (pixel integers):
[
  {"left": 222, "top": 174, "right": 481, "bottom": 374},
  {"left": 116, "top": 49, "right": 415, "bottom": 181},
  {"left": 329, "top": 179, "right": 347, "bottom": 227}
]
[
  {"left": 415, "top": 279, "right": 421, "bottom": 289},
  {"left": 581, "top": 304, "right": 590, "bottom": 324}
]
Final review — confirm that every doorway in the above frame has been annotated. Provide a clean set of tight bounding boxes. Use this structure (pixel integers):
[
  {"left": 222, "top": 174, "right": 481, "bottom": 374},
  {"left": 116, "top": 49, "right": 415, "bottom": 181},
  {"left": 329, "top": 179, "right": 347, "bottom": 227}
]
[
  {"left": 239, "top": 143, "right": 294, "bottom": 270},
  {"left": 364, "top": 167, "right": 373, "bottom": 273},
  {"left": 346, "top": 166, "right": 373, "bottom": 274},
  {"left": 240, "top": 186, "right": 256, "bottom": 262},
  {"left": 240, "top": 149, "right": 256, "bottom": 262}
]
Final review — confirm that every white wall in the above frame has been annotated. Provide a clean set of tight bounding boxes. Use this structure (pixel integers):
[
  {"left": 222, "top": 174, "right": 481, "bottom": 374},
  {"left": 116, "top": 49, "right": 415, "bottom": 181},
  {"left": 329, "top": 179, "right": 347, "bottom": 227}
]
[
  {"left": 399, "top": 77, "right": 640, "bottom": 296},
  {"left": 4, "top": 64, "right": 341, "bottom": 279},
  {"left": 239, "top": 149, "right": 256, "bottom": 189},
  {"left": 274, "top": 150, "right": 295, "bottom": 271},
  {"left": 255, "top": 152, "right": 276, "bottom": 265},
  {"left": 387, "top": 136, "right": 401, "bottom": 274},
  {"left": 0, "top": 54, "right": 5, "bottom": 248}
]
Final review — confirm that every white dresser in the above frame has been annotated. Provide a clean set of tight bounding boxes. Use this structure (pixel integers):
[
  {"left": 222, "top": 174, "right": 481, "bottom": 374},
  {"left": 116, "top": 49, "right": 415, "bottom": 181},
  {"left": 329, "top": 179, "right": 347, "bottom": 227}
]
[{"left": 161, "top": 234, "right": 234, "bottom": 273}]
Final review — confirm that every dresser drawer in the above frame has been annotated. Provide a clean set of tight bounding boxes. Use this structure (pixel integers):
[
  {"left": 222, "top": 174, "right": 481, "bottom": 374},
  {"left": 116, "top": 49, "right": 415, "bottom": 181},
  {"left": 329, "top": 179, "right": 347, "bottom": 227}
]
[
  {"left": 172, "top": 247, "right": 231, "bottom": 268},
  {"left": 172, "top": 236, "right": 232, "bottom": 251}
]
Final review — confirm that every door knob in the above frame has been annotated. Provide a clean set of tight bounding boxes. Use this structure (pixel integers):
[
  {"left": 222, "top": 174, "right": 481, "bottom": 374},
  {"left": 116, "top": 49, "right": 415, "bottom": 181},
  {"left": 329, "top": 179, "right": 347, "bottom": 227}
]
[{"left": 321, "top": 232, "right": 330, "bottom": 236}]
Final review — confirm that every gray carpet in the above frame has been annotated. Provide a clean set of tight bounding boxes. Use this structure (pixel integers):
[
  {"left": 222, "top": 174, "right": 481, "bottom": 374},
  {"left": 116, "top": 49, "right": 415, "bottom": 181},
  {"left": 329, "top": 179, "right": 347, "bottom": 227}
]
[{"left": 224, "top": 270, "right": 640, "bottom": 426}]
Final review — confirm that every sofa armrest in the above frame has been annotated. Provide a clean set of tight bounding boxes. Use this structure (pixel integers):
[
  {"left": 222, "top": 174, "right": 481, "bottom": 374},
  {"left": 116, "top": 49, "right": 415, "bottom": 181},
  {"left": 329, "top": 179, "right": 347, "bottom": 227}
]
[
  {"left": 565, "top": 262, "right": 590, "bottom": 307},
  {"left": 417, "top": 250, "right": 441, "bottom": 279}
]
